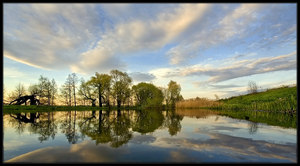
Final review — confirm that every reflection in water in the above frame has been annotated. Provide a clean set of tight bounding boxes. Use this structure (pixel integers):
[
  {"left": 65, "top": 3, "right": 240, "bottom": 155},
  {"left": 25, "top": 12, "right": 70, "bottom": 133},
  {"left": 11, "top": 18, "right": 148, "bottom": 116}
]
[
  {"left": 164, "top": 110, "right": 183, "bottom": 136},
  {"left": 60, "top": 111, "right": 81, "bottom": 144},
  {"left": 3, "top": 109, "right": 297, "bottom": 163},
  {"left": 248, "top": 121, "right": 258, "bottom": 135}
]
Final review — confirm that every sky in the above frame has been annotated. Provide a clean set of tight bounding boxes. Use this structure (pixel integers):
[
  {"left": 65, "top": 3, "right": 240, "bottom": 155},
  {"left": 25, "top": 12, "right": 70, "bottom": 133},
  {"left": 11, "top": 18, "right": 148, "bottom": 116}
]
[{"left": 3, "top": 3, "right": 297, "bottom": 99}]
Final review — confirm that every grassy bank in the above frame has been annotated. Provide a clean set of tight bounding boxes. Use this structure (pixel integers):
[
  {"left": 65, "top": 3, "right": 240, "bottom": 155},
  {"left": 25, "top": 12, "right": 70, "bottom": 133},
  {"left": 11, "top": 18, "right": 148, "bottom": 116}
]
[
  {"left": 216, "top": 86, "right": 297, "bottom": 114},
  {"left": 176, "top": 85, "right": 297, "bottom": 114}
]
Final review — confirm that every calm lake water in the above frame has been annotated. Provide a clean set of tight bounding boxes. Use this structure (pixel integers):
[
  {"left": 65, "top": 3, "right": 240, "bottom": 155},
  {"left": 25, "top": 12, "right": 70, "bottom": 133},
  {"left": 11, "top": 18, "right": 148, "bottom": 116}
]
[{"left": 3, "top": 109, "right": 297, "bottom": 163}]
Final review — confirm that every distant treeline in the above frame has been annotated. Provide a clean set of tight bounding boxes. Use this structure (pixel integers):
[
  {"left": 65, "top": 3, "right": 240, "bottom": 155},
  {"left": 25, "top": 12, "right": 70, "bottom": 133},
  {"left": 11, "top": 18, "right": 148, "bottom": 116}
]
[{"left": 4, "top": 69, "right": 183, "bottom": 109}]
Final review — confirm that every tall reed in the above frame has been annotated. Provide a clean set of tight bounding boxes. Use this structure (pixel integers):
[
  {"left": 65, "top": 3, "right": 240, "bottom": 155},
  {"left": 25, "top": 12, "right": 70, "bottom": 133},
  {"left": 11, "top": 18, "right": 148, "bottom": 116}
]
[{"left": 176, "top": 97, "right": 221, "bottom": 109}]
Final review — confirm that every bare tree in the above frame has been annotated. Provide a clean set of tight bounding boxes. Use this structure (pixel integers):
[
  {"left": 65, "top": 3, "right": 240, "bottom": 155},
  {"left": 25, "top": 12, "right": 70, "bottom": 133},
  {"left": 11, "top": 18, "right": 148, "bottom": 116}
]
[
  {"left": 15, "top": 83, "right": 26, "bottom": 98},
  {"left": 71, "top": 73, "right": 78, "bottom": 107},
  {"left": 248, "top": 81, "right": 258, "bottom": 94},
  {"left": 50, "top": 79, "right": 58, "bottom": 106},
  {"left": 60, "top": 85, "right": 69, "bottom": 106},
  {"left": 65, "top": 74, "right": 73, "bottom": 106}
]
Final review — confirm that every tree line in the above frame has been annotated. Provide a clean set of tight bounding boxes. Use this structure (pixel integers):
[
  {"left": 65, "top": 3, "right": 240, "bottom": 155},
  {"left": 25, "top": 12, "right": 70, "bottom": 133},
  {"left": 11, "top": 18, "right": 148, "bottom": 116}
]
[{"left": 5, "top": 69, "right": 183, "bottom": 108}]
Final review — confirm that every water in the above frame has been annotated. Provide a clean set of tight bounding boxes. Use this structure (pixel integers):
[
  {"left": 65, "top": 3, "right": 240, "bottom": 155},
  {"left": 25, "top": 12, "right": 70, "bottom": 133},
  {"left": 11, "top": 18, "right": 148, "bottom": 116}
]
[{"left": 3, "top": 109, "right": 297, "bottom": 163}]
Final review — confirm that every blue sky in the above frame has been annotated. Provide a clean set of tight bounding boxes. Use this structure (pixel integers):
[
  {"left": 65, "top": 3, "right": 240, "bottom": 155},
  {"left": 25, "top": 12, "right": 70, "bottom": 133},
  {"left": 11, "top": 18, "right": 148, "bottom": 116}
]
[{"left": 3, "top": 3, "right": 297, "bottom": 99}]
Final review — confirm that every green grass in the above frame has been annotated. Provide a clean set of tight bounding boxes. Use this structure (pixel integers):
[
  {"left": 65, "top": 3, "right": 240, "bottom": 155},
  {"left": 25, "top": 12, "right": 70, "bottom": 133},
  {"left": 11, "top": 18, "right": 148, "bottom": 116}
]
[{"left": 212, "top": 86, "right": 297, "bottom": 114}]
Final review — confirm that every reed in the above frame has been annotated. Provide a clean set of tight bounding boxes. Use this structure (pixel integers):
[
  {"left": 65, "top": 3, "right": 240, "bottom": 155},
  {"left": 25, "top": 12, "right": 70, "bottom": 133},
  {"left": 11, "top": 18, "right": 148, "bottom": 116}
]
[{"left": 176, "top": 97, "right": 221, "bottom": 109}]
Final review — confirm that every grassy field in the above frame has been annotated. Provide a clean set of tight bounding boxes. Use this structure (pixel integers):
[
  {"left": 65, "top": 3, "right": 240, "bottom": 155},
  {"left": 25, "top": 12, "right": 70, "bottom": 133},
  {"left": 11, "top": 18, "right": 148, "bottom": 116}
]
[
  {"left": 216, "top": 85, "right": 297, "bottom": 113},
  {"left": 176, "top": 85, "right": 297, "bottom": 114}
]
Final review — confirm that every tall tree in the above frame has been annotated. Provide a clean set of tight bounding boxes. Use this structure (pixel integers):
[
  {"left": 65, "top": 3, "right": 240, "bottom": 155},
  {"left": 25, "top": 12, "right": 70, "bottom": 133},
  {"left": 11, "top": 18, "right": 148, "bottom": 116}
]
[
  {"left": 110, "top": 70, "right": 132, "bottom": 108},
  {"left": 65, "top": 74, "right": 73, "bottom": 106},
  {"left": 167, "top": 80, "right": 182, "bottom": 108},
  {"left": 78, "top": 78, "right": 97, "bottom": 107},
  {"left": 60, "top": 85, "right": 69, "bottom": 106},
  {"left": 50, "top": 79, "right": 58, "bottom": 106},
  {"left": 70, "top": 73, "right": 78, "bottom": 107},
  {"left": 38, "top": 76, "right": 52, "bottom": 105},
  {"left": 88, "top": 72, "right": 112, "bottom": 107}
]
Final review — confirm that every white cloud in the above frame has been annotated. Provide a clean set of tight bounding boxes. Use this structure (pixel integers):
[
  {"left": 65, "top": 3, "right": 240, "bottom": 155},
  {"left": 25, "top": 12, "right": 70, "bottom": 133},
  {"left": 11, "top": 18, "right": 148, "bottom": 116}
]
[
  {"left": 71, "top": 4, "right": 211, "bottom": 74},
  {"left": 4, "top": 4, "right": 103, "bottom": 71},
  {"left": 165, "top": 3, "right": 296, "bottom": 65},
  {"left": 150, "top": 51, "right": 296, "bottom": 87}
]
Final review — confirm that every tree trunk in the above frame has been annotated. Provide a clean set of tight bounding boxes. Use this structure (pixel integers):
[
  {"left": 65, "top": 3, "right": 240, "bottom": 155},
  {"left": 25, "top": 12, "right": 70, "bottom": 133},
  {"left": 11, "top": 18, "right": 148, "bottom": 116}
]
[
  {"left": 73, "top": 86, "right": 76, "bottom": 107},
  {"left": 99, "top": 87, "right": 102, "bottom": 107},
  {"left": 92, "top": 99, "right": 96, "bottom": 107},
  {"left": 117, "top": 100, "right": 121, "bottom": 108}
]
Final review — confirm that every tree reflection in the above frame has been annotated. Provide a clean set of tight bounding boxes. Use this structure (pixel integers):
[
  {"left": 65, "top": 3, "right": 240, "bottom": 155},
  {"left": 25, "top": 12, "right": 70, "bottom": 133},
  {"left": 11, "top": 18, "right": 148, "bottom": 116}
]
[
  {"left": 132, "top": 110, "right": 164, "bottom": 134},
  {"left": 6, "top": 109, "right": 184, "bottom": 147},
  {"left": 79, "top": 110, "right": 132, "bottom": 148},
  {"left": 78, "top": 110, "right": 112, "bottom": 145},
  {"left": 164, "top": 110, "right": 183, "bottom": 136},
  {"left": 60, "top": 111, "right": 80, "bottom": 144},
  {"left": 248, "top": 121, "right": 258, "bottom": 135},
  {"left": 9, "top": 112, "right": 58, "bottom": 142}
]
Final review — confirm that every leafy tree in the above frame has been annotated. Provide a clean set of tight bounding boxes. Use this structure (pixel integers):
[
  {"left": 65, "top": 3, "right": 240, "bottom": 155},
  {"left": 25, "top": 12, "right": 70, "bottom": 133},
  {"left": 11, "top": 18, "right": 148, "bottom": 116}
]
[
  {"left": 88, "top": 72, "right": 112, "bottom": 107},
  {"left": 38, "top": 75, "right": 52, "bottom": 105},
  {"left": 110, "top": 70, "right": 132, "bottom": 108},
  {"left": 166, "top": 80, "right": 182, "bottom": 107},
  {"left": 132, "top": 82, "right": 164, "bottom": 108},
  {"left": 78, "top": 78, "right": 97, "bottom": 107}
]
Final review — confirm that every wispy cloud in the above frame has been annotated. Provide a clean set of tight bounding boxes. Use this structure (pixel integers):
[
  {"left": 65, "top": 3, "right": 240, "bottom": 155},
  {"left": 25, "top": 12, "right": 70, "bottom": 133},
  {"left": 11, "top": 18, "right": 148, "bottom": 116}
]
[
  {"left": 4, "top": 4, "right": 104, "bottom": 71},
  {"left": 71, "top": 4, "right": 211, "bottom": 74},
  {"left": 151, "top": 51, "right": 296, "bottom": 86}
]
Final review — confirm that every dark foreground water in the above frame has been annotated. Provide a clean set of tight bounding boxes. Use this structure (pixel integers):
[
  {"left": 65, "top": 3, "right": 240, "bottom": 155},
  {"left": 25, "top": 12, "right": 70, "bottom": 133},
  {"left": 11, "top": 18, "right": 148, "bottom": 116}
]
[{"left": 3, "top": 109, "right": 297, "bottom": 163}]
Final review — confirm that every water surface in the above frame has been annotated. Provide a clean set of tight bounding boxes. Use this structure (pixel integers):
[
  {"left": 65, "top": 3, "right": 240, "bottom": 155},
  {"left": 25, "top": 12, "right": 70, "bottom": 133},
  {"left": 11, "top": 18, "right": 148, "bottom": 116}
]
[{"left": 3, "top": 109, "right": 297, "bottom": 163}]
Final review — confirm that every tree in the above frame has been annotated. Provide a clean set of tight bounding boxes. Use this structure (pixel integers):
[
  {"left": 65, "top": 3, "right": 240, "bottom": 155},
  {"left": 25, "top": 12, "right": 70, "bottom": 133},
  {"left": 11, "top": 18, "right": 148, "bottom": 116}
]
[
  {"left": 110, "top": 70, "right": 132, "bottom": 108},
  {"left": 70, "top": 73, "right": 78, "bottom": 106},
  {"left": 28, "top": 84, "right": 40, "bottom": 96},
  {"left": 38, "top": 75, "right": 52, "bottom": 105},
  {"left": 214, "top": 94, "right": 219, "bottom": 101},
  {"left": 248, "top": 81, "right": 258, "bottom": 94},
  {"left": 166, "top": 80, "right": 182, "bottom": 108},
  {"left": 50, "top": 79, "right": 58, "bottom": 106},
  {"left": 60, "top": 85, "right": 70, "bottom": 106},
  {"left": 132, "top": 82, "right": 164, "bottom": 108},
  {"left": 64, "top": 74, "right": 73, "bottom": 106},
  {"left": 88, "top": 72, "right": 112, "bottom": 107},
  {"left": 78, "top": 78, "right": 97, "bottom": 107},
  {"left": 15, "top": 83, "right": 26, "bottom": 98}
]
